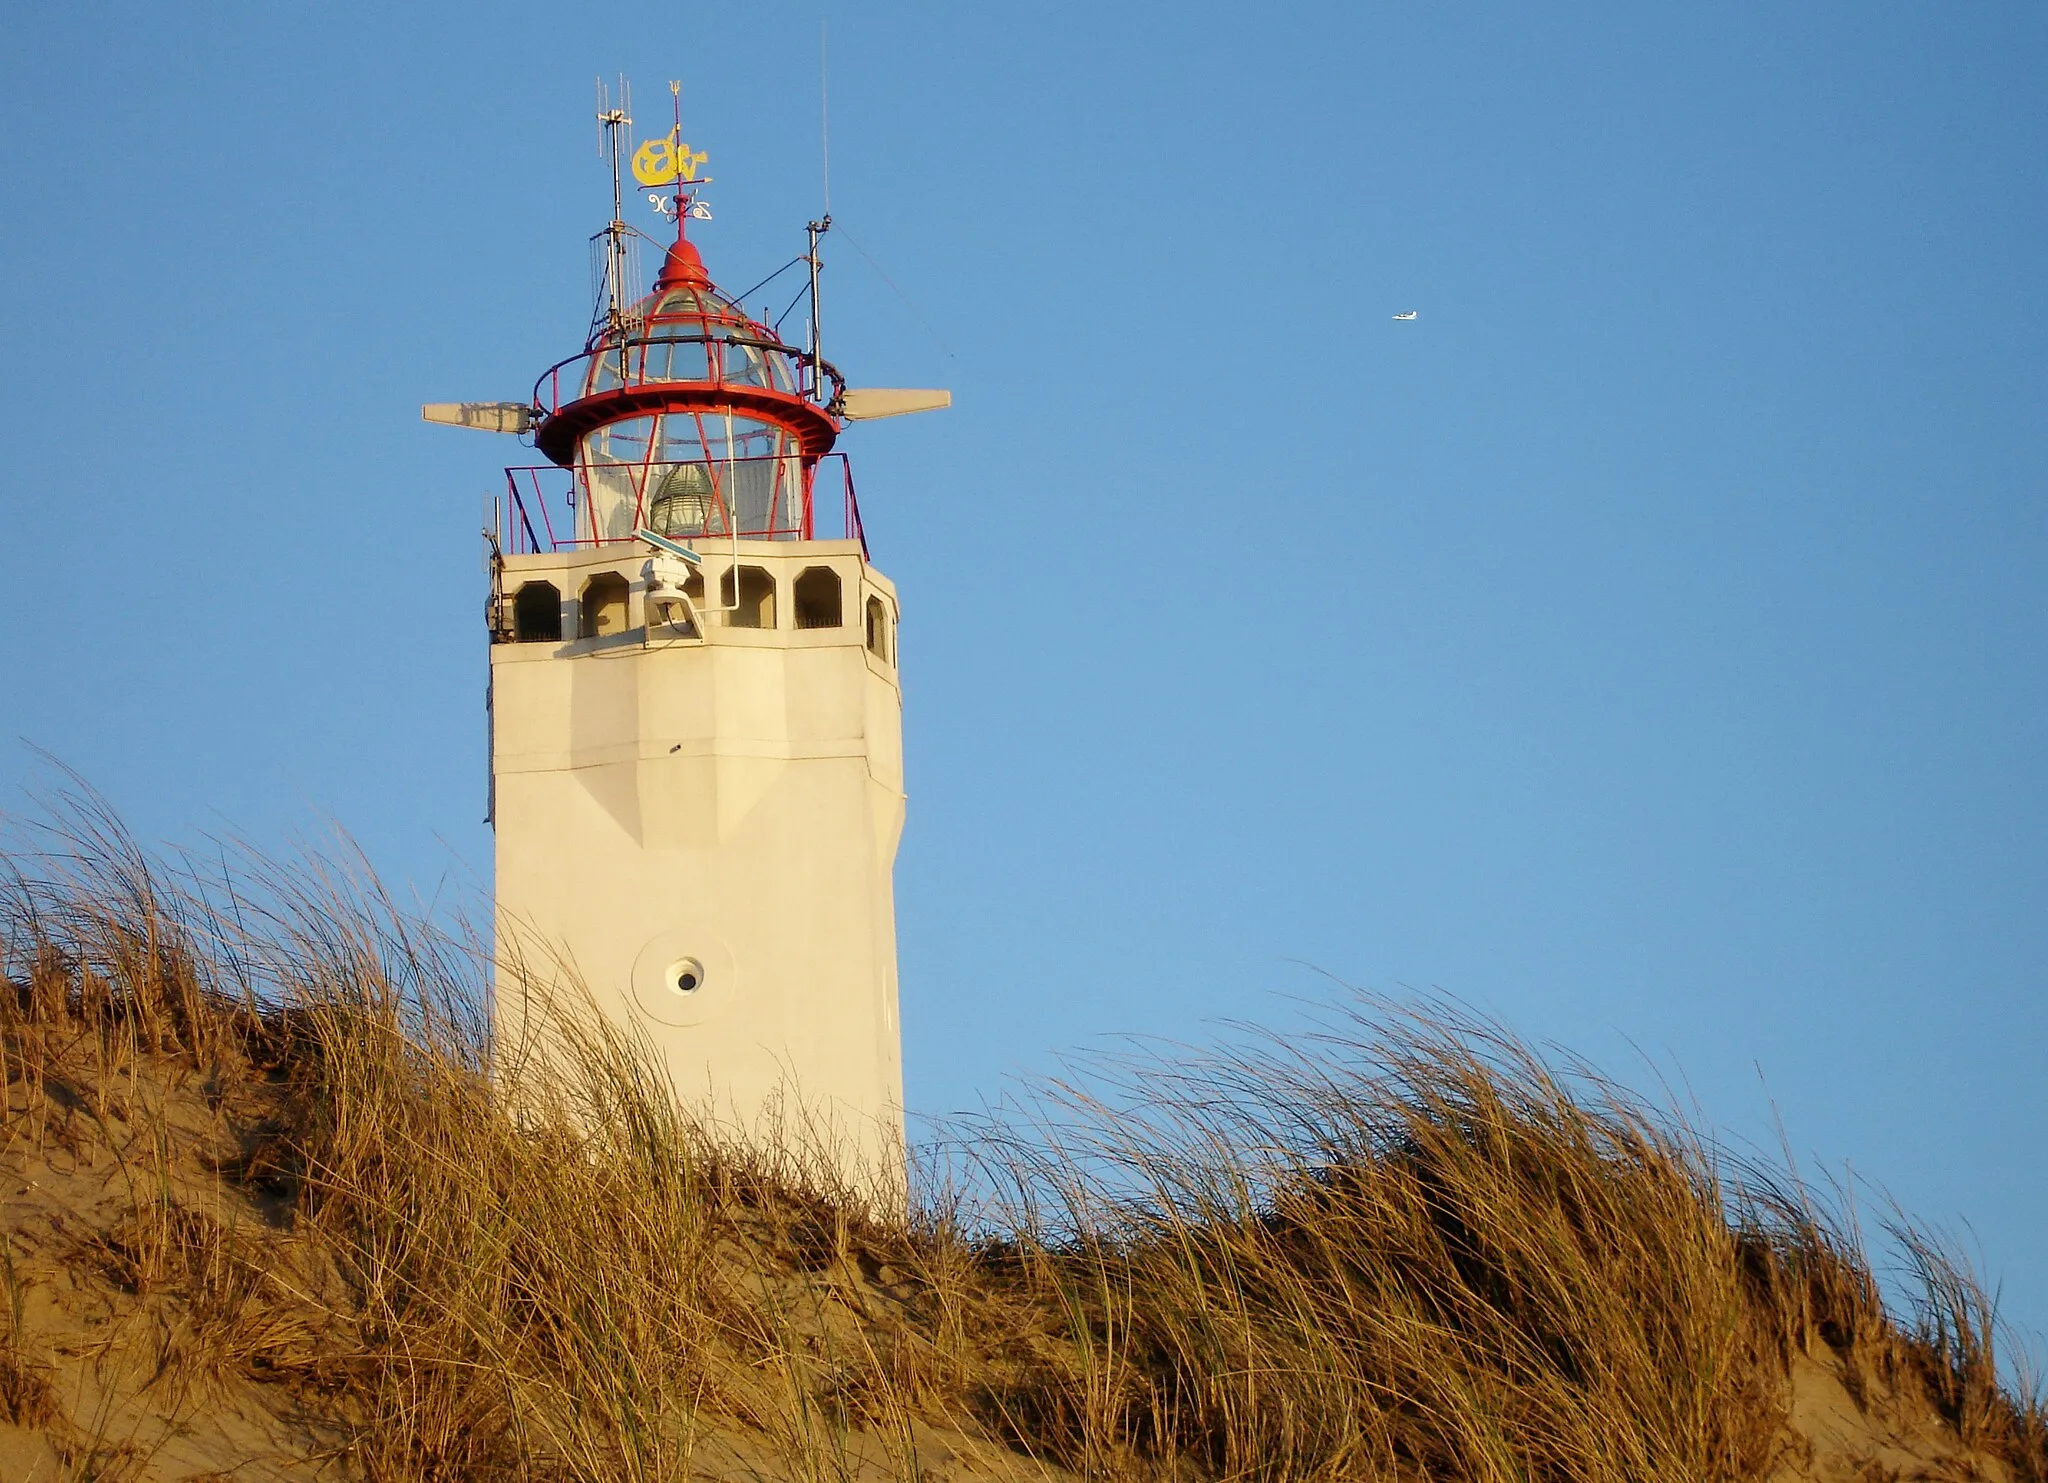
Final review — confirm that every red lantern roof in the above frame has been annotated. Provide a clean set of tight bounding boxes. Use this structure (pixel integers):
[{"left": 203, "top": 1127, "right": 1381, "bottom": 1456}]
[
  {"left": 653, "top": 232, "right": 712, "bottom": 291},
  {"left": 530, "top": 223, "right": 840, "bottom": 467}
]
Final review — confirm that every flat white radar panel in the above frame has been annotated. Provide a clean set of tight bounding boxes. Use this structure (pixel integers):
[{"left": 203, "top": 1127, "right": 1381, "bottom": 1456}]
[
  {"left": 837, "top": 388, "right": 952, "bottom": 421},
  {"left": 422, "top": 402, "right": 536, "bottom": 434}
]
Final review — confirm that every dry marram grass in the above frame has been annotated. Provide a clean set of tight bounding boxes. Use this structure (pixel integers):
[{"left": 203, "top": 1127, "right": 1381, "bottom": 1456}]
[{"left": 0, "top": 800, "right": 2041, "bottom": 1481}]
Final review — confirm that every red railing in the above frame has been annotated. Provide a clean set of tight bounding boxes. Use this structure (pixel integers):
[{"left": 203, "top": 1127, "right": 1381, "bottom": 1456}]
[{"left": 497, "top": 454, "right": 866, "bottom": 557}]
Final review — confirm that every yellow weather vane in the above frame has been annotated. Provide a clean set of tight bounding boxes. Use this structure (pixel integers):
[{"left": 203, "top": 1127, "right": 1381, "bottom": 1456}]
[{"left": 632, "top": 129, "right": 708, "bottom": 188}]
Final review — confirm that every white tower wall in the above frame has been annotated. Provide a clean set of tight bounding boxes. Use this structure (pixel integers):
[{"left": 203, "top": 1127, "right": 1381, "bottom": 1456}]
[{"left": 490, "top": 539, "right": 906, "bottom": 1187}]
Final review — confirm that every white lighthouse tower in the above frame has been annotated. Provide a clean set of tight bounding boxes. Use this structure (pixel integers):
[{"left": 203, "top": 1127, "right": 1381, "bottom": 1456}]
[{"left": 430, "top": 97, "right": 945, "bottom": 1189}]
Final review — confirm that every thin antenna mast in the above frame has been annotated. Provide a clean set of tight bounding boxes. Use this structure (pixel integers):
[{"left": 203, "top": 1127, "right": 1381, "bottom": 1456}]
[
  {"left": 807, "top": 216, "right": 830, "bottom": 403},
  {"left": 809, "top": 25, "right": 832, "bottom": 404},
  {"left": 595, "top": 75, "right": 634, "bottom": 342}
]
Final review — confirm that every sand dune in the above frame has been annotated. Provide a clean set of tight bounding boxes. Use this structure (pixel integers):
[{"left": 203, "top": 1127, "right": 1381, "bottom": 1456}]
[{"left": 1, "top": 822, "right": 2039, "bottom": 1481}]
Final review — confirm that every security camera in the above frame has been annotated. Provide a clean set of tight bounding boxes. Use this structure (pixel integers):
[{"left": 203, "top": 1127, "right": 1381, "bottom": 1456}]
[{"left": 643, "top": 555, "right": 699, "bottom": 629}]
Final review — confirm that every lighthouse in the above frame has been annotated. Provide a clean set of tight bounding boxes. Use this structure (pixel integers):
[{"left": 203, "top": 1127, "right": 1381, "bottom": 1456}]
[{"left": 427, "top": 91, "right": 946, "bottom": 1190}]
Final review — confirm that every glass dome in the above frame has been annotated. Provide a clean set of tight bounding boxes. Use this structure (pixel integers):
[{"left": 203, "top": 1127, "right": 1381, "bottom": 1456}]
[{"left": 578, "top": 286, "right": 807, "bottom": 400}]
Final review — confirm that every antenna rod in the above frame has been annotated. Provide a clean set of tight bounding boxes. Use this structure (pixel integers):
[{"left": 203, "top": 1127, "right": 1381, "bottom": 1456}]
[
  {"left": 811, "top": 18, "right": 819, "bottom": 213},
  {"left": 671, "top": 79, "right": 685, "bottom": 223}
]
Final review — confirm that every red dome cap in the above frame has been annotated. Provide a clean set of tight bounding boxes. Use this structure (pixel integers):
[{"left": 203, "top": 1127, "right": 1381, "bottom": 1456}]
[{"left": 654, "top": 231, "right": 711, "bottom": 290}]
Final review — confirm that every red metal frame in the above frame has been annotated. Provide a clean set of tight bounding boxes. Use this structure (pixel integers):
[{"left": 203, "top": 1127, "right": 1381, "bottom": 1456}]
[{"left": 843, "top": 461, "right": 870, "bottom": 563}]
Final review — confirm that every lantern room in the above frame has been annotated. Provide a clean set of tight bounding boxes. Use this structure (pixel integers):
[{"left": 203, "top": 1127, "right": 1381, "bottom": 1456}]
[{"left": 519, "top": 230, "right": 848, "bottom": 550}]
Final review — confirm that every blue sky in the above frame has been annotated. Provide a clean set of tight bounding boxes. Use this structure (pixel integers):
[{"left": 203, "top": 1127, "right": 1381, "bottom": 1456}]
[{"left": 3, "top": 4, "right": 2043, "bottom": 1342}]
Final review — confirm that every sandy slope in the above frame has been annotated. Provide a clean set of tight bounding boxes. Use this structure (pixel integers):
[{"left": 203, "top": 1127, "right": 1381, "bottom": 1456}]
[
  {"left": 0, "top": 1041, "right": 2020, "bottom": 1483},
  {"left": 0, "top": 1039, "right": 1059, "bottom": 1481},
  {"left": 1766, "top": 1348, "right": 2014, "bottom": 1483}
]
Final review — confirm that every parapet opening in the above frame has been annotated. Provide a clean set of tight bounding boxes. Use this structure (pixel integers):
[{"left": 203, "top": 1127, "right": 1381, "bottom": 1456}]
[
  {"left": 794, "top": 566, "right": 843, "bottom": 629},
  {"left": 580, "top": 572, "right": 631, "bottom": 639},
  {"left": 721, "top": 565, "right": 777, "bottom": 629},
  {"left": 512, "top": 582, "right": 562, "bottom": 643},
  {"left": 865, "top": 595, "right": 893, "bottom": 663}
]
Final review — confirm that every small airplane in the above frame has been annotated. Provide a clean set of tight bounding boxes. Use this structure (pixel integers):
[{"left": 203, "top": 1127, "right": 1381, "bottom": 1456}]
[{"left": 1392, "top": 311, "right": 1418, "bottom": 321}]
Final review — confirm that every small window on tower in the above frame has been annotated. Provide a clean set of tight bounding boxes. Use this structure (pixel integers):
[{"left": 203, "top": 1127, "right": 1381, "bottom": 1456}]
[
  {"left": 580, "top": 572, "right": 631, "bottom": 638},
  {"left": 794, "top": 567, "right": 843, "bottom": 629},
  {"left": 721, "top": 566, "right": 777, "bottom": 629},
  {"left": 865, "top": 595, "right": 892, "bottom": 663},
  {"left": 512, "top": 582, "right": 561, "bottom": 644}
]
